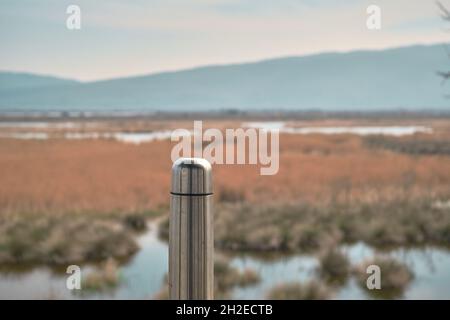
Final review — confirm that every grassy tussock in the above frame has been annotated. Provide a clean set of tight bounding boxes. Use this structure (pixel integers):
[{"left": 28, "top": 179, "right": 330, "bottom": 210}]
[
  {"left": 82, "top": 258, "right": 120, "bottom": 292},
  {"left": 266, "top": 281, "right": 331, "bottom": 300},
  {"left": 355, "top": 256, "right": 413, "bottom": 299},
  {"left": 0, "top": 211, "right": 153, "bottom": 265},
  {"left": 318, "top": 249, "right": 351, "bottom": 285},
  {"left": 212, "top": 199, "right": 450, "bottom": 253},
  {"left": 214, "top": 256, "right": 261, "bottom": 298}
]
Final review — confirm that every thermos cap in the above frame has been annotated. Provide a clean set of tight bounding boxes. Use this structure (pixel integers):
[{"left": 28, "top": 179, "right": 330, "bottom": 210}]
[{"left": 171, "top": 158, "right": 213, "bottom": 195}]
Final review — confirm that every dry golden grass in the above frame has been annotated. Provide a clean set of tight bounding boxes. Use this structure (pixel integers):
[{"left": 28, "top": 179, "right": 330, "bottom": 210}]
[
  {"left": 0, "top": 138, "right": 173, "bottom": 214},
  {"left": 0, "top": 118, "right": 449, "bottom": 215},
  {"left": 0, "top": 117, "right": 449, "bottom": 265}
]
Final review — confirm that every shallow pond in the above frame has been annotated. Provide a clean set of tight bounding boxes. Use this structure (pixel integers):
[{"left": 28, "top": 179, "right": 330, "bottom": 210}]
[
  {"left": 1, "top": 222, "right": 449, "bottom": 299},
  {"left": 0, "top": 121, "right": 432, "bottom": 145}
]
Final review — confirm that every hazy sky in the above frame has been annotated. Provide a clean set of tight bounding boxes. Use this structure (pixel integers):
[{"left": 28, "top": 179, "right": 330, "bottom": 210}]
[{"left": 0, "top": 0, "right": 448, "bottom": 81}]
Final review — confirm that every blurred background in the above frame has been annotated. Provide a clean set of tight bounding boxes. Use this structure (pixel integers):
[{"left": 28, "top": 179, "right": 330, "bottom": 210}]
[{"left": 0, "top": 0, "right": 449, "bottom": 299}]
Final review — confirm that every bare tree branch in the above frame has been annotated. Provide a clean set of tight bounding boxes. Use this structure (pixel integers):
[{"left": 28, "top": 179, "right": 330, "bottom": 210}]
[
  {"left": 437, "top": 1, "right": 450, "bottom": 21},
  {"left": 437, "top": 70, "right": 450, "bottom": 86},
  {"left": 437, "top": 2, "right": 450, "bottom": 88}
]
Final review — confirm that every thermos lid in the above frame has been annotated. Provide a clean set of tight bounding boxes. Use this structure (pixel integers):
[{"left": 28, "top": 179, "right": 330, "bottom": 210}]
[{"left": 171, "top": 158, "right": 213, "bottom": 195}]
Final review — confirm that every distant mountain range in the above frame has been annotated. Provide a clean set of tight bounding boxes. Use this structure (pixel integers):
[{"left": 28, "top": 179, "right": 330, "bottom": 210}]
[{"left": 0, "top": 43, "right": 449, "bottom": 111}]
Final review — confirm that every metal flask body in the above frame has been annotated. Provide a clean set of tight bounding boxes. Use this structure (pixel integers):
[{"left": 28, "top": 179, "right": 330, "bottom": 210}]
[{"left": 169, "top": 158, "right": 214, "bottom": 300}]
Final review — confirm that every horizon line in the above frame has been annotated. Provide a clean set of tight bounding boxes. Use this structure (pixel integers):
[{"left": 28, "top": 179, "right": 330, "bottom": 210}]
[{"left": 1, "top": 40, "right": 448, "bottom": 83}]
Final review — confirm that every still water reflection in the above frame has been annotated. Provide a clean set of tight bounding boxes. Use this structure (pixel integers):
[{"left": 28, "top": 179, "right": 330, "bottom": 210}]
[{"left": 0, "top": 223, "right": 449, "bottom": 299}]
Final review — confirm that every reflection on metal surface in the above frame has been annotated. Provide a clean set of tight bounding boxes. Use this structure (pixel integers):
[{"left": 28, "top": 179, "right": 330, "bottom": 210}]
[{"left": 169, "top": 158, "right": 214, "bottom": 300}]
